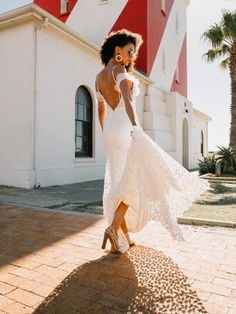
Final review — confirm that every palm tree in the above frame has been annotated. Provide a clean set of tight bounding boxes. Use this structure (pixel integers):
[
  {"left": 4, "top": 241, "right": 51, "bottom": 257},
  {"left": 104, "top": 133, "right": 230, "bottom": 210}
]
[
  {"left": 216, "top": 146, "right": 236, "bottom": 174},
  {"left": 201, "top": 10, "right": 236, "bottom": 148}
]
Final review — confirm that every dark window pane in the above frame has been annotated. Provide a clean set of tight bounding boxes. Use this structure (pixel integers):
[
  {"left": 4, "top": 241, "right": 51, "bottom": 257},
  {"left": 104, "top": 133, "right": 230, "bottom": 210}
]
[
  {"left": 78, "top": 91, "right": 83, "bottom": 104},
  {"left": 78, "top": 104, "right": 83, "bottom": 119},
  {"left": 76, "top": 121, "right": 82, "bottom": 136},
  {"left": 83, "top": 136, "right": 88, "bottom": 152},
  {"left": 83, "top": 122, "right": 88, "bottom": 136},
  {"left": 75, "top": 137, "right": 82, "bottom": 150},
  {"left": 84, "top": 105, "right": 91, "bottom": 122},
  {"left": 75, "top": 103, "right": 78, "bottom": 118}
]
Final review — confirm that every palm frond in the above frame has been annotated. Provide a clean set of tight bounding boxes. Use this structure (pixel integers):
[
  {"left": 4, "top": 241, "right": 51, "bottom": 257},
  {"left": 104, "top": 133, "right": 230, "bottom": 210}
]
[
  {"left": 222, "top": 10, "right": 236, "bottom": 43},
  {"left": 201, "top": 23, "right": 224, "bottom": 48},
  {"left": 220, "top": 57, "right": 230, "bottom": 69},
  {"left": 203, "top": 48, "right": 226, "bottom": 62},
  {"left": 221, "top": 44, "right": 230, "bottom": 55}
]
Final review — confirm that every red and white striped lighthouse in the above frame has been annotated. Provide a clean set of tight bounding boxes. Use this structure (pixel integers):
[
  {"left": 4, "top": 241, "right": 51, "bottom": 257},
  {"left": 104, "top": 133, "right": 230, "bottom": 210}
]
[{"left": 34, "top": 0, "right": 188, "bottom": 96}]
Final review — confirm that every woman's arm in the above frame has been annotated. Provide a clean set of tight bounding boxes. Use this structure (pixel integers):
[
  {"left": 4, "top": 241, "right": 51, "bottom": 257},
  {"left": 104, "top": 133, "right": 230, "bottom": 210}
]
[
  {"left": 114, "top": 67, "right": 137, "bottom": 126},
  {"left": 95, "top": 76, "right": 106, "bottom": 131},
  {"left": 120, "top": 80, "right": 137, "bottom": 126},
  {"left": 98, "top": 100, "right": 106, "bottom": 131}
]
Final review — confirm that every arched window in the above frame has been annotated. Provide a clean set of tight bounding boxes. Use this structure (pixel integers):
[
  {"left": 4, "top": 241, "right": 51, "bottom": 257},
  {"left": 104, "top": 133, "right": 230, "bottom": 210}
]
[
  {"left": 201, "top": 131, "right": 204, "bottom": 156},
  {"left": 75, "top": 86, "right": 93, "bottom": 157}
]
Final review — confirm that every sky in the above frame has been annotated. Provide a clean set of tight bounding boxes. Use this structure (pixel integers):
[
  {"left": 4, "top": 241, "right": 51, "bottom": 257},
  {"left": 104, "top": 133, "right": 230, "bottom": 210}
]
[
  {"left": 187, "top": 0, "right": 236, "bottom": 151},
  {"left": 0, "top": 0, "right": 235, "bottom": 151}
]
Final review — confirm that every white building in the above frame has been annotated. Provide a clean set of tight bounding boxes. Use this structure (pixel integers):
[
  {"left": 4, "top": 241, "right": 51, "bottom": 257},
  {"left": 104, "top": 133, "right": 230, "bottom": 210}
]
[{"left": 0, "top": 1, "right": 211, "bottom": 188}]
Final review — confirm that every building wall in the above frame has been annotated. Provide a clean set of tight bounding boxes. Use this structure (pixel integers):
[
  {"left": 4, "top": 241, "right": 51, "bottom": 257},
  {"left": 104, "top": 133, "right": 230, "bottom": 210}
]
[
  {"left": 34, "top": 24, "right": 104, "bottom": 187},
  {"left": 165, "top": 92, "right": 193, "bottom": 168},
  {"left": 0, "top": 21, "right": 35, "bottom": 188},
  {"left": 149, "top": 0, "right": 187, "bottom": 95}
]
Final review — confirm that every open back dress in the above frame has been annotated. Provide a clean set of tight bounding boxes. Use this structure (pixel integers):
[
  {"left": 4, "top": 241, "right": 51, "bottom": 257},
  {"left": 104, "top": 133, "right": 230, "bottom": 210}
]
[{"left": 96, "top": 67, "right": 209, "bottom": 252}]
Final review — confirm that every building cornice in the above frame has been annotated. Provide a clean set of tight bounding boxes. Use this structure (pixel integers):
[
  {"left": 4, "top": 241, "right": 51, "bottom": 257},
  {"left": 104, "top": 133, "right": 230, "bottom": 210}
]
[
  {"left": 193, "top": 108, "right": 212, "bottom": 122},
  {"left": 0, "top": 3, "right": 153, "bottom": 85}
]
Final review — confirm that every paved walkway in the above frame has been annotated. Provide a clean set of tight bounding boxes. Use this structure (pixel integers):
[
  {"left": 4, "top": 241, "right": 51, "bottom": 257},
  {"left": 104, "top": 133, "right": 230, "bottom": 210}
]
[
  {"left": 0, "top": 203, "right": 236, "bottom": 313},
  {"left": 0, "top": 180, "right": 104, "bottom": 212}
]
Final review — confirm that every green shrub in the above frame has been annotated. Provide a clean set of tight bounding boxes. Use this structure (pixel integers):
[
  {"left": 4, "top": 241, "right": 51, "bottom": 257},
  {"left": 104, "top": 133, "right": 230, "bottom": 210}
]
[
  {"left": 198, "top": 155, "right": 216, "bottom": 175},
  {"left": 216, "top": 146, "right": 236, "bottom": 175}
]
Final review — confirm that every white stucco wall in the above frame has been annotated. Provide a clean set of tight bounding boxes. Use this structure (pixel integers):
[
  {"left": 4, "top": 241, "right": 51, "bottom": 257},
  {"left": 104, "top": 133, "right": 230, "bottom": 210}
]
[
  {"left": 0, "top": 21, "right": 35, "bottom": 188},
  {"left": 167, "top": 92, "right": 194, "bottom": 168},
  {"left": 34, "top": 24, "right": 105, "bottom": 187},
  {"left": 167, "top": 92, "right": 209, "bottom": 169}
]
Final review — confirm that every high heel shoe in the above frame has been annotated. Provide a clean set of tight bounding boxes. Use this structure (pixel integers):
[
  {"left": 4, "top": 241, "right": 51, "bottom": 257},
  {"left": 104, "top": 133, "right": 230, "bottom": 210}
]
[{"left": 101, "top": 226, "right": 121, "bottom": 252}]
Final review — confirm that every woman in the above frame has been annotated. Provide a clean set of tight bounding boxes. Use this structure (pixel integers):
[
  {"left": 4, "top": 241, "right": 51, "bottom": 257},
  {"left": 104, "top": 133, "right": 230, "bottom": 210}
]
[{"left": 95, "top": 29, "right": 209, "bottom": 254}]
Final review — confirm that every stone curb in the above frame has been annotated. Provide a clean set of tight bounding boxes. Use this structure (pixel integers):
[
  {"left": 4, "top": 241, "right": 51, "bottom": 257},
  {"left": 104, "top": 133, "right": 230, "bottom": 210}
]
[
  {"left": 0, "top": 201, "right": 105, "bottom": 219},
  {"left": 178, "top": 216, "right": 236, "bottom": 228},
  {"left": 200, "top": 175, "right": 236, "bottom": 182}
]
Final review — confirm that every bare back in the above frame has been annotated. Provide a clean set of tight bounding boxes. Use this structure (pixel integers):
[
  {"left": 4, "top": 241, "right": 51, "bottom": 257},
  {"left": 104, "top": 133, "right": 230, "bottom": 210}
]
[{"left": 96, "top": 66, "right": 133, "bottom": 110}]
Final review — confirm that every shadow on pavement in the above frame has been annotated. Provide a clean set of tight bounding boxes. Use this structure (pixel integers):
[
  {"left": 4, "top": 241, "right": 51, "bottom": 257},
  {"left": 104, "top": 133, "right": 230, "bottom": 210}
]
[{"left": 33, "top": 245, "right": 208, "bottom": 313}]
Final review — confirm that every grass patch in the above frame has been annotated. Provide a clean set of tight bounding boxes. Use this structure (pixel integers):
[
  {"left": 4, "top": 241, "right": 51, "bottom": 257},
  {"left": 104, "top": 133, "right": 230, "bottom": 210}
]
[{"left": 183, "top": 181, "right": 236, "bottom": 223}]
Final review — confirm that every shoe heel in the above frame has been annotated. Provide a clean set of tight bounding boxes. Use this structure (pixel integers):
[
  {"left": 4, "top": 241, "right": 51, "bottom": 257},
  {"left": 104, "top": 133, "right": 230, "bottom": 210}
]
[{"left": 101, "top": 232, "right": 108, "bottom": 249}]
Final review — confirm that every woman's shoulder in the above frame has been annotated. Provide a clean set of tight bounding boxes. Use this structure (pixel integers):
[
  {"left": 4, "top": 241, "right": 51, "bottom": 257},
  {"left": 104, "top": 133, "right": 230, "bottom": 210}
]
[
  {"left": 95, "top": 69, "right": 105, "bottom": 82},
  {"left": 96, "top": 66, "right": 126, "bottom": 83},
  {"left": 112, "top": 65, "right": 126, "bottom": 76}
]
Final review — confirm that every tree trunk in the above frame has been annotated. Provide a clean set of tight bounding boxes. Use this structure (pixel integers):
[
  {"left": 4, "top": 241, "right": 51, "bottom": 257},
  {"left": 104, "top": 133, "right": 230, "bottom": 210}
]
[{"left": 229, "top": 47, "right": 236, "bottom": 148}]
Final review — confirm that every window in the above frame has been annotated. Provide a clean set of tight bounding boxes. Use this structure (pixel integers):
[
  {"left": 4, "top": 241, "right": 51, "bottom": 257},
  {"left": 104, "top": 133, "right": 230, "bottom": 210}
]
[
  {"left": 99, "top": 0, "right": 110, "bottom": 5},
  {"left": 75, "top": 86, "right": 93, "bottom": 157},
  {"left": 201, "top": 131, "right": 204, "bottom": 156},
  {"left": 175, "top": 63, "right": 179, "bottom": 83},
  {"left": 61, "top": 0, "right": 69, "bottom": 14},
  {"left": 161, "top": 0, "right": 166, "bottom": 16}
]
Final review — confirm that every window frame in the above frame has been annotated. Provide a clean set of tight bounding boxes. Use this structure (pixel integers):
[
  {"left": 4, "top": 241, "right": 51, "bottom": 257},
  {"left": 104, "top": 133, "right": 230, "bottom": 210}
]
[
  {"left": 99, "top": 0, "right": 110, "bottom": 5},
  {"left": 75, "top": 86, "right": 93, "bottom": 158},
  {"left": 161, "top": 0, "right": 166, "bottom": 16},
  {"left": 201, "top": 131, "right": 204, "bottom": 156},
  {"left": 175, "top": 63, "right": 180, "bottom": 83},
  {"left": 60, "top": 0, "right": 69, "bottom": 14}
]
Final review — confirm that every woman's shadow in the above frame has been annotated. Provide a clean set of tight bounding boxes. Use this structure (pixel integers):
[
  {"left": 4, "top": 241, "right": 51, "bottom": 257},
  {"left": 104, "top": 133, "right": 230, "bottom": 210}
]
[{"left": 34, "top": 245, "right": 208, "bottom": 313}]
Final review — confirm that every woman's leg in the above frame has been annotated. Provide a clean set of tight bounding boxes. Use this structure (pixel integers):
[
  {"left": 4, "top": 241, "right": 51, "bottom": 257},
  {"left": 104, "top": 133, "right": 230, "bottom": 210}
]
[
  {"left": 111, "top": 201, "right": 128, "bottom": 233},
  {"left": 120, "top": 216, "right": 128, "bottom": 234},
  {"left": 120, "top": 216, "right": 134, "bottom": 246},
  {"left": 105, "top": 202, "right": 128, "bottom": 252}
]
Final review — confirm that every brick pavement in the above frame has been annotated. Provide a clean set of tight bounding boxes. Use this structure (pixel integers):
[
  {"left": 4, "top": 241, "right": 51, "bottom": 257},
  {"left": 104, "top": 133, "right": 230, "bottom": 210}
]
[{"left": 0, "top": 203, "right": 235, "bottom": 313}]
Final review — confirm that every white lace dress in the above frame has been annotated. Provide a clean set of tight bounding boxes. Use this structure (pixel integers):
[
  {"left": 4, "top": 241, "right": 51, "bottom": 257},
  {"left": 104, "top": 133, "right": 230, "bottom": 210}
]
[{"left": 96, "top": 69, "right": 210, "bottom": 252}]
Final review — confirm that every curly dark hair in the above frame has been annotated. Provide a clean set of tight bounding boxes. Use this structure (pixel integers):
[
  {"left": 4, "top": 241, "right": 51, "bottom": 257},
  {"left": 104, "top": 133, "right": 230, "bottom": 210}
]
[{"left": 99, "top": 29, "right": 143, "bottom": 72}]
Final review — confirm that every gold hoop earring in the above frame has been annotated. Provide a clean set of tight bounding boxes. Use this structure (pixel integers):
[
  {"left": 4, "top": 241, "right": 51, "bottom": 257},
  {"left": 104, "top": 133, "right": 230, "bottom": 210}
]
[{"left": 115, "top": 54, "right": 122, "bottom": 62}]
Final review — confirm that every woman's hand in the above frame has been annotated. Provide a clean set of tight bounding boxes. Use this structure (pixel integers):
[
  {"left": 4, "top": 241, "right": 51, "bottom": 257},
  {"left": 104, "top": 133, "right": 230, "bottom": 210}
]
[{"left": 130, "top": 125, "right": 141, "bottom": 138}]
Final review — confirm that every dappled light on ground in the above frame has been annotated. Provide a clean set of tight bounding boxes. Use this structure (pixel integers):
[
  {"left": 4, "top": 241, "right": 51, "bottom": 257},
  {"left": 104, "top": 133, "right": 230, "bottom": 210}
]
[{"left": 34, "top": 245, "right": 207, "bottom": 313}]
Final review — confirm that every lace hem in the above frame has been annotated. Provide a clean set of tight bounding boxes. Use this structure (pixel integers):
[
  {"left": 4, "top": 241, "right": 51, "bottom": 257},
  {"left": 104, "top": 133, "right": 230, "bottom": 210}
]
[{"left": 103, "top": 126, "right": 209, "bottom": 241}]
